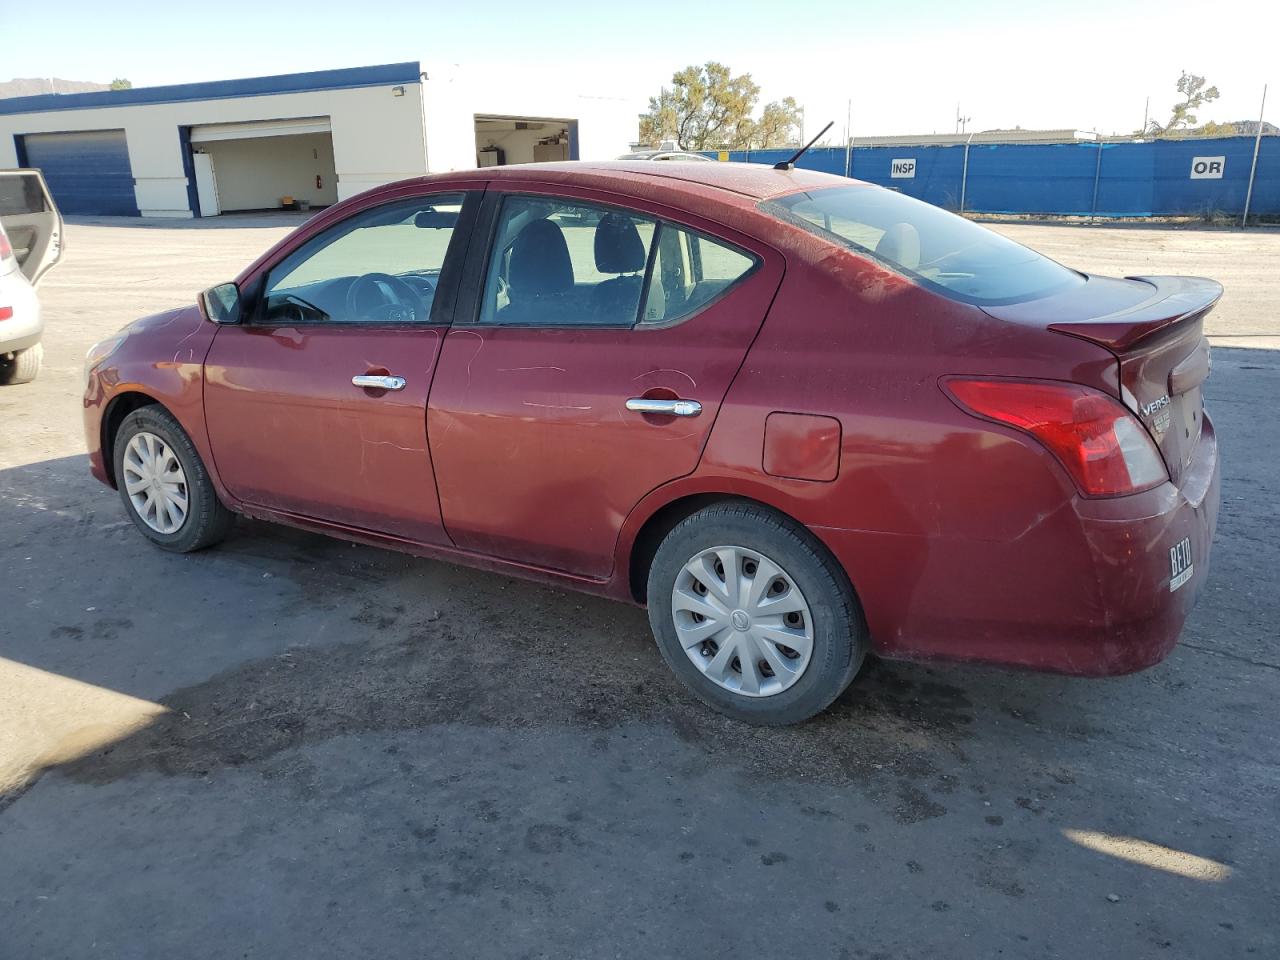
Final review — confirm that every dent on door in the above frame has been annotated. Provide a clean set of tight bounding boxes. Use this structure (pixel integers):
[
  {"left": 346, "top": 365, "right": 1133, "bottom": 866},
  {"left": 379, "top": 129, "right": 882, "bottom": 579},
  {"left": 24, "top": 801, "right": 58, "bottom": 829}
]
[{"left": 204, "top": 324, "right": 451, "bottom": 543}]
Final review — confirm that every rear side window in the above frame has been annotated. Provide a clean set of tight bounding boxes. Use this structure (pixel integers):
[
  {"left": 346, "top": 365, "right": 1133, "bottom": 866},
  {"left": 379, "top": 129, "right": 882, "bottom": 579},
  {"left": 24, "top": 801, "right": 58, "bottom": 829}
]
[
  {"left": 640, "top": 224, "right": 756, "bottom": 325},
  {"left": 0, "top": 174, "right": 49, "bottom": 216},
  {"left": 763, "top": 186, "right": 1083, "bottom": 306}
]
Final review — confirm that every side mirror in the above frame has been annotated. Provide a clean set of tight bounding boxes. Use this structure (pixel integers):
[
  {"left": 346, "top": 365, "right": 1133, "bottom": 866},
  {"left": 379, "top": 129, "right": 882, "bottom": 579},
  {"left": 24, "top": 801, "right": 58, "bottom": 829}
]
[{"left": 201, "top": 282, "right": 242, "bottom": 324}]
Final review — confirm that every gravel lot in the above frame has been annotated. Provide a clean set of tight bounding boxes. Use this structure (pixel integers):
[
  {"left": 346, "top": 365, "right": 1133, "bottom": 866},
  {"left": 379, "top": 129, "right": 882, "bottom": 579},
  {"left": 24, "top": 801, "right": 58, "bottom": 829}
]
[{"left": 1, "top": 214, "right": 1278, "bottom": 959}]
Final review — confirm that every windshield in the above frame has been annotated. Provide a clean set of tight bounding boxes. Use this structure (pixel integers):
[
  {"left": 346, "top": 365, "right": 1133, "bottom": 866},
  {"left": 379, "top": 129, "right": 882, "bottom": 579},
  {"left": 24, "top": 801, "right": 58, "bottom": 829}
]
[{"left": 763, "top": 186, "right": 1084, "bottom": 306}]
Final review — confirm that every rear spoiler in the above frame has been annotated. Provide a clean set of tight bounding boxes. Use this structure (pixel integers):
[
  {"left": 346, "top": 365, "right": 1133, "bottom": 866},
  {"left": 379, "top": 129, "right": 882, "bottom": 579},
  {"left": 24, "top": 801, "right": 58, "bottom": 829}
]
[{"left": 1046, "top": 276, "right": 1223, "bottom": 351}]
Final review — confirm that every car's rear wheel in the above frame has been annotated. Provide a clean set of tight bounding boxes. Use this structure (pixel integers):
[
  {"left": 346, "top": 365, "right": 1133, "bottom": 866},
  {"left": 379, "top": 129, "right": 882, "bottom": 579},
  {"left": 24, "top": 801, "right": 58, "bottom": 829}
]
[
  {"left": 0, "top": 342, "right": 43, "bottom": 384},
  {"left": 113, "top": 405, "right": 233, "bottom": 552},
  {"left": 646, "top": 502, "right": 867, "bottom": 725}
]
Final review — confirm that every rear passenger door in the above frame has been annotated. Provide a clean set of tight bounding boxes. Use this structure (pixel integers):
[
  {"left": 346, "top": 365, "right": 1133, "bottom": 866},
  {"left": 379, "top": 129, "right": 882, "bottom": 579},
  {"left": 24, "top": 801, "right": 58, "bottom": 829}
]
[
  {"left": 427, "top": 185, "right": 783, "bottom": 579},
  {"left": 0, "top": 170, "right": 63, "bottom": 285}
]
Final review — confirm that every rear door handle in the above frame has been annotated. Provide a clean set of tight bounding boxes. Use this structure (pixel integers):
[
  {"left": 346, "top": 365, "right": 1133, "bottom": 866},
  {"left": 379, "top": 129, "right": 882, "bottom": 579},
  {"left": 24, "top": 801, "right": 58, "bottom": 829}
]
[
  {"left": 352, "top": 374, "right": 406, "bottom": 391},
  {"left": 625, "top": 397, "right": 702, "bottom": 417}
]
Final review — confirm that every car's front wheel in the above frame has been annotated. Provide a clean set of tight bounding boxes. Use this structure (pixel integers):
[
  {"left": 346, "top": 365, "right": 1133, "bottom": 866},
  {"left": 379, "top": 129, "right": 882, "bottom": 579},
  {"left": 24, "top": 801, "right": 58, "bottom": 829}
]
[
  {"left": 113, "top": 405, "right": 234, "bottom": 552},
  {"left": 646, "top": 502, "right": 867, "bottom": 725}
]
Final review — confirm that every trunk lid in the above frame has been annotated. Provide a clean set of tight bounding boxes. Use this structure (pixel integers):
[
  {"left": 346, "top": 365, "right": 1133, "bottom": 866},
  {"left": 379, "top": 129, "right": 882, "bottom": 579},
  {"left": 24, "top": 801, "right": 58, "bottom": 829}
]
[{"left": 984, "top": 274, "right": 1222, "bottom": 487}]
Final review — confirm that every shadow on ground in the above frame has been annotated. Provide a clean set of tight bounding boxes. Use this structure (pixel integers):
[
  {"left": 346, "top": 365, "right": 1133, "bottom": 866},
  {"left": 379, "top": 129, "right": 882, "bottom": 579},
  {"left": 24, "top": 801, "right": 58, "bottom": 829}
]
[{"left": 2, "top": 452, "right": 1092, "bottom": 824}]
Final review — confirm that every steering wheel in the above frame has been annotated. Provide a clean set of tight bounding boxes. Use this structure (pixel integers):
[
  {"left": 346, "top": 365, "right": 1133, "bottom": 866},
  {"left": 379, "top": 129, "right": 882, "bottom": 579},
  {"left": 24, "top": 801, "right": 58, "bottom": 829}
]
[{"left": 345, "top": 272, "right": 425, "bottom": 323}]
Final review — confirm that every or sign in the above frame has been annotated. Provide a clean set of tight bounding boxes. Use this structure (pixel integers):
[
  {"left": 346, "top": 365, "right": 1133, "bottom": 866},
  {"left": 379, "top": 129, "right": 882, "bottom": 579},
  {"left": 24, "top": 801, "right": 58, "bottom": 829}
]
[
  {"left": 1190, "top": 156, "right": 1225, "bottom": 179},
  {"left": 717, "top": 150, "right": 729, "bottom": 162},
  {"left": 891, "top": 158, "right": 917, "bottom": 178}
]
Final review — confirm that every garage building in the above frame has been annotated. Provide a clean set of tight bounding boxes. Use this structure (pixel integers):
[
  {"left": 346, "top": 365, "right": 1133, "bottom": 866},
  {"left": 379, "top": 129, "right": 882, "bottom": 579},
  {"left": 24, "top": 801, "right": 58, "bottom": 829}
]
[{"left": 0, "top": 62, "right": 635, "bottom": 218}]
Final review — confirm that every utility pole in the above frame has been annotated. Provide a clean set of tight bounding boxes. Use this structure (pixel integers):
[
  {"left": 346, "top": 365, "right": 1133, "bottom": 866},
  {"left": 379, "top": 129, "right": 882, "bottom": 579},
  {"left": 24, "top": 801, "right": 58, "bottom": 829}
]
[
  {"left": 1242, "top": 84, "right": 1269, "bottom": 228},
  {"left": 844, "top": 98, "right": 852, "bottom": 178}
]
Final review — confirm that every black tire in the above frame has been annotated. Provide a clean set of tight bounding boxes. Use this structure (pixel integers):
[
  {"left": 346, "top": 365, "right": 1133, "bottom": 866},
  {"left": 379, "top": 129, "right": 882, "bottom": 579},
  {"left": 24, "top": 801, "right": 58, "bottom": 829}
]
[
  {"left": 646, "top": 502, "right": 867, "bottom": 725},
  {"left": 0, "top": 342, "right": 42, "bottom": 384},
  {"left": 113, "top": 405, "right": 234, "bottom": 552}
]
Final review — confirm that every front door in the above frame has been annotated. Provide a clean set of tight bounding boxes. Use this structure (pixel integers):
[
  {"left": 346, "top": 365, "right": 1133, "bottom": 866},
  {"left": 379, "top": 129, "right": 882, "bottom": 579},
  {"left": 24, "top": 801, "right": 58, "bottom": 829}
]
[
  {"left": 427, "top": 187, "right": 782, "bottom": 578},
  {"left": 203, "top": 190, "right": 478, "bottom": 543}
]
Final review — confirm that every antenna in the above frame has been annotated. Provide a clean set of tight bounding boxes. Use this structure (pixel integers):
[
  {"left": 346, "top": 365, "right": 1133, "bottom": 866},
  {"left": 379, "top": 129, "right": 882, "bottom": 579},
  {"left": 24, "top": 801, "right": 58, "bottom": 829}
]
[{"left": 774, "top": 121, "right": 834, "bottom": 171}]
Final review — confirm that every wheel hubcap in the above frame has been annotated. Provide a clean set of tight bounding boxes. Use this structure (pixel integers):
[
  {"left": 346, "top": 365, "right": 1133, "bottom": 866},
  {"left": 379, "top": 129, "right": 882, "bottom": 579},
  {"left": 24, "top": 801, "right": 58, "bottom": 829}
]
[
  {"left": 671, "top": 545, "right": 815, "bottom": 698},
  {"left": 122, "top": 432, "right": 189, "bottom": 535}
]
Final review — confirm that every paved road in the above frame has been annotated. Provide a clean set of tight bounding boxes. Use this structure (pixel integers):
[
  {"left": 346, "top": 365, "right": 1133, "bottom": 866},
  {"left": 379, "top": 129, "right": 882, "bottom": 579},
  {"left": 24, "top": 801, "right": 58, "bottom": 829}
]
[{"left": 1, "top": 217, "right": 1277, "bottom": 958}]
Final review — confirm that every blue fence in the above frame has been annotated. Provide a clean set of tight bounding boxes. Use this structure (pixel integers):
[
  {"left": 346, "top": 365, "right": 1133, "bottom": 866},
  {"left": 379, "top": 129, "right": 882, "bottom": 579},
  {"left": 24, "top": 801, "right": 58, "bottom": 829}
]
[{"left": 712, "top": 136, "right": 1279, "bottom": 217}]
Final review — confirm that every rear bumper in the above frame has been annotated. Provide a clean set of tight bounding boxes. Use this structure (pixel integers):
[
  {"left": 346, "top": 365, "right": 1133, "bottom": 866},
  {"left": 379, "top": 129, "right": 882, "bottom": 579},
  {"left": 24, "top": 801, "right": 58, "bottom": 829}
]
[
  {"left": 0, "top": 273, "right": 41, "bottom": 353},
  {"left": 817, "top": 414, "right": 1221, "bottom": 676}
]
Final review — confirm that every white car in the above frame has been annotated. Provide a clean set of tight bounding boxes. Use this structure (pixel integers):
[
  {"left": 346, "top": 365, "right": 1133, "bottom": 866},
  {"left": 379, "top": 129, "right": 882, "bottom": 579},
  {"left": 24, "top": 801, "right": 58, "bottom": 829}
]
[
  {"left": 0, "top": 169, "right": 63, "bottom": 384},
  {"left": 616, "top": 150, "right": 714, "bottom": 162}
]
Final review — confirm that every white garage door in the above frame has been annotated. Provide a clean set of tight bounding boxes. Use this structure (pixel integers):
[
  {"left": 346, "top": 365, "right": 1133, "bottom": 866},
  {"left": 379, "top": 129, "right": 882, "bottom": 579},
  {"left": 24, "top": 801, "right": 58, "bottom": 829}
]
[{"left": 189, "top": 117, "right": 332, "bottom": 143}]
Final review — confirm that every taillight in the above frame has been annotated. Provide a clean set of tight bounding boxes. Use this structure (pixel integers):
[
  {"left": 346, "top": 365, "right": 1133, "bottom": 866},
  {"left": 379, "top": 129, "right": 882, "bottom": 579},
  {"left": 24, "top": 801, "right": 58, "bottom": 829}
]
[
  {"left": 0, "top": 230, "right": 14, "bottom": 267},
  {"left": 944, "top": 378, "right": 1168, "bottom": 497},
  {"left": 0, "top": 306, "right": 12, "bottom": 321}
]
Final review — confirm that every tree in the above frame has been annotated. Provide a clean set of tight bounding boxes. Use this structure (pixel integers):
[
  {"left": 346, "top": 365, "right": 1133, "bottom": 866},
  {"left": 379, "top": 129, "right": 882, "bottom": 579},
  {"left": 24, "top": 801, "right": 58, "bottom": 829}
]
[
  {"left": 639, "top": 63, "right": 800, "bottom": 151},
  {"left": 1145, "top": 71, "right": 1219, "bottom": 136},
  {"left": 110, "top": 78, "right": 132, "bottom": 90},
  {"left": 751, "top": 98, "right": 803, "bottom": 150},
  {"left": 1196, "top": 120, "right": 1237, "bottom": 137}
]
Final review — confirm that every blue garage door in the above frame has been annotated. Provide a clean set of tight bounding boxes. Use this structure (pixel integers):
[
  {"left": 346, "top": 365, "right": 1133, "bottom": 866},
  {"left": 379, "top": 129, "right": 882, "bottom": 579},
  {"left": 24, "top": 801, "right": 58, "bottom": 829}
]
[{"left": 20, "top": 129, "right": 138, "bottom": 216}]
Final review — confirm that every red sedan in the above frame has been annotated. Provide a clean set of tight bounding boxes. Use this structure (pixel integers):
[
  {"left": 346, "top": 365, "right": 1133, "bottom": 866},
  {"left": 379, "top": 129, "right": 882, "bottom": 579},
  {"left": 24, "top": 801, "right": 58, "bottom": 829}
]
[{"left": 83, "top": 162, "right": 1221, "bottom": 724}]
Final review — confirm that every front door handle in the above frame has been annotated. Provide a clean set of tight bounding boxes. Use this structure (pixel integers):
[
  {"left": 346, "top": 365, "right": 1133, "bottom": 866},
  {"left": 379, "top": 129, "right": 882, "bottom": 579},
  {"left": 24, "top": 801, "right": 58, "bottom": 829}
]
[
  {"left": 626, "top": 397, "right": 702, "bottom": 417},
  {"left": 352, "top": 374, "right": 406, "bottom": 391}
]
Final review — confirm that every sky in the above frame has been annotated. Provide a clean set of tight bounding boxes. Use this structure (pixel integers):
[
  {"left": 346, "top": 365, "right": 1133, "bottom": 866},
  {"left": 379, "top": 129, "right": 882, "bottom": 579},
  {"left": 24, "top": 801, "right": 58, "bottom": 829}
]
[{"left": 2, "top": 0, "right": 1275, "bottom": 138}]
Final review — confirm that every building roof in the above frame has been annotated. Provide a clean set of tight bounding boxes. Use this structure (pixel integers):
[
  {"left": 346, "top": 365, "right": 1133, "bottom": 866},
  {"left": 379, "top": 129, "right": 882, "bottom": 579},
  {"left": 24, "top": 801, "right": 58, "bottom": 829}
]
[{"left": 0, "top": 62, "right": 421, "bottom": 116}]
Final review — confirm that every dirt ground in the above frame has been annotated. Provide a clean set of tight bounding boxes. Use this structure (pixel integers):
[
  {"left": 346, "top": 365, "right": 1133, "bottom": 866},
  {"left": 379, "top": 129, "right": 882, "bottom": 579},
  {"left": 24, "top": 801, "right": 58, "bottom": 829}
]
[{"left": 1, "top": 214, "right": 1277, "bottom": 959}]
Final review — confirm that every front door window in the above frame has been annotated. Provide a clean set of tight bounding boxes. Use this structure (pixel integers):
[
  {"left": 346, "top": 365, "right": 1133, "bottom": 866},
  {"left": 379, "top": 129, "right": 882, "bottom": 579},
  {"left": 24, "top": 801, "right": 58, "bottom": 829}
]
[{"left": 262, "top": 194, "right": 466, "bottom": 325}]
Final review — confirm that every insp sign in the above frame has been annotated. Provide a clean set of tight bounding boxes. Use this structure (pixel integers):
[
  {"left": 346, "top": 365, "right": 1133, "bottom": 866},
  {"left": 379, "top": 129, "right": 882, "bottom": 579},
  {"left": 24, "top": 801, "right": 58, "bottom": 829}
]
[
  {"left": 1190, "top": 156, "right": 1225, "bottom": 179},
  {"left": 891, "top": 158, "right": 916, "bottom": 179}
]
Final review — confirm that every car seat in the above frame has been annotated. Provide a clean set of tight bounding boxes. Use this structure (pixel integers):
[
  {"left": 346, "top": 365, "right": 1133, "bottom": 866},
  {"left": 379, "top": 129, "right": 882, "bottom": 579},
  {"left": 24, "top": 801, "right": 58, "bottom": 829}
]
[
  {"left": 501, "top": 218, "right": 574, "bottom": 324},
  {"left": 875, "top": 222, "right": 921, "bottom": 271},
  {"left": 590, "top": 213, "right": 648, "bottom": 323}
]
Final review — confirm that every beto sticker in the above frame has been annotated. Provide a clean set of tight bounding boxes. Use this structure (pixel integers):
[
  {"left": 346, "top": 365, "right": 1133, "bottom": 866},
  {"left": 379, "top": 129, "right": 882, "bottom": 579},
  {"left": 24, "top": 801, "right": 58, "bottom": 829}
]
[{"left": 1169, "top": 537, "right": 1193, "bottom": 592}]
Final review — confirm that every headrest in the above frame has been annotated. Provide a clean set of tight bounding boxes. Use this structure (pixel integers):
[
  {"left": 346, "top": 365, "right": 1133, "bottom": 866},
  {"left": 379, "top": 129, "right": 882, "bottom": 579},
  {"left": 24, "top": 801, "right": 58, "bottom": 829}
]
[
  {"left": 875, "top": 222, "right": 921, "bottom": 271},
  {"left": 594, "top": 213, "right": 646, "bottom": 274},
  {"left": 509, "top": 218, "right": 574, "bottom": 296}
]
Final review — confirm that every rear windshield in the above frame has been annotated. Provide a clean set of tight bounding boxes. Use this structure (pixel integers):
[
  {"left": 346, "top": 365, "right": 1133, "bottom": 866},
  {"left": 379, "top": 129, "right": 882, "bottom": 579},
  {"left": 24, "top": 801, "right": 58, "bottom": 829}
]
[{"left": 762, "top": 186, "right": 1083, "bottom": 306}]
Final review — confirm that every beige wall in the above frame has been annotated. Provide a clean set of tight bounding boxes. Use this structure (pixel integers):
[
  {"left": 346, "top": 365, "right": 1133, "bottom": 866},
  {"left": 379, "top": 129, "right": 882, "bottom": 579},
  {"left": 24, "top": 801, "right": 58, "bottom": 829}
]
[
  {"left": 198, "top": 133, "right": 338, "bottom": 211},
  {"left": 0, "top": 82, "right": 428, "bottom": 217}
]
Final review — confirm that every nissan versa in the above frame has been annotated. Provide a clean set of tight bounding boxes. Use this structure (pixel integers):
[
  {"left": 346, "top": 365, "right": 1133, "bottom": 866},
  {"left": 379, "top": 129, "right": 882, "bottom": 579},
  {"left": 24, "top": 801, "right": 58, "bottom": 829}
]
[{"left": 82, "top": 162, "right": 1220, "bottom": 725}]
